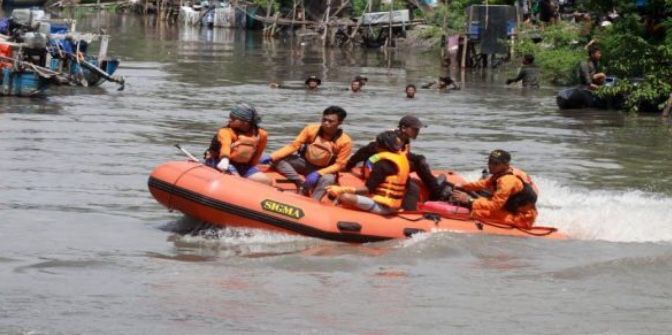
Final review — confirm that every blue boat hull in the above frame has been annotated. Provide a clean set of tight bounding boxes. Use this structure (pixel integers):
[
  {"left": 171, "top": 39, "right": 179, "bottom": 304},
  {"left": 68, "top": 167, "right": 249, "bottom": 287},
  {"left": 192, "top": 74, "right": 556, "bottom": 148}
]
[
  {"left": 0, "top": 68, "right": 50, "bottom": 97},
  {"left": 1, "top": 0, "right": 47, "bottom": 8}
]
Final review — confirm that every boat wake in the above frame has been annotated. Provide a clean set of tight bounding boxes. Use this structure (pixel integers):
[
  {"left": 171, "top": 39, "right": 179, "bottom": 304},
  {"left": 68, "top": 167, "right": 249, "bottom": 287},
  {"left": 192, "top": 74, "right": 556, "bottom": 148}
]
[
  {"left": 159, "top": 173, "right": 672, "bottom": 247},
  {"left": 534, "top": 176, "right": 672, "bottom": 243},
  {"left": 161, "top": 216, "right": 327, "bottom": 258}
]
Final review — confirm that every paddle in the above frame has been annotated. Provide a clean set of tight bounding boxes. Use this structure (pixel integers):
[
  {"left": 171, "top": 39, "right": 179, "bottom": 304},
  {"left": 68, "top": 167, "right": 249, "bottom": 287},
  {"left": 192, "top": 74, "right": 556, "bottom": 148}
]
[{"left": 174, "top": 144, "right": 201, "bottom": 163}]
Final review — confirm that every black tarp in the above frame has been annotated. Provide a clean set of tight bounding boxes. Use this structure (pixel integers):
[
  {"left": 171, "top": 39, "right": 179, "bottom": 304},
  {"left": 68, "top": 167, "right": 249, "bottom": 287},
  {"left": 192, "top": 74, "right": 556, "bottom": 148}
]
[{"left": 465, "top": 5, "right": 516, "bottom": 55}]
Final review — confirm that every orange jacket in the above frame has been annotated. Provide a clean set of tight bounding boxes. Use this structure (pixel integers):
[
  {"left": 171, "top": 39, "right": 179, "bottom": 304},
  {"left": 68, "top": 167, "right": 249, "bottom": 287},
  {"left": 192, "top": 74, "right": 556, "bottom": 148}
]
[
  {"left": 270, "top": 124, "right": 352, "bottom": 175},
  {"left": 461, "top": 167, "right": 537, "bottom": 229},
  {"left": 215, "top": 127, "right": 268, "bottom": 166},
  {"left": 367, "top": 151, "right": 410, "bottom": 209}
]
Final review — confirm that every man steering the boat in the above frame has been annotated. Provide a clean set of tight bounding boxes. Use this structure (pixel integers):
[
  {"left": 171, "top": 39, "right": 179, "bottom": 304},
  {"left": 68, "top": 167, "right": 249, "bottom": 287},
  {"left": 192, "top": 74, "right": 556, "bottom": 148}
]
[
  {"left": 449, "top": 150, "right": 538, "bottom": 229},
  {"left": 326, "top": 130, "right": 409, "bottom": 215},
  {"left": 262, "top": 106, "right": 352, "bottom": 200},
  {"left": 204, "top": 103, "right": 273, "bottom": 186},
  {"left": 345, "top": 115, "right": 447, "bottom": 209}
]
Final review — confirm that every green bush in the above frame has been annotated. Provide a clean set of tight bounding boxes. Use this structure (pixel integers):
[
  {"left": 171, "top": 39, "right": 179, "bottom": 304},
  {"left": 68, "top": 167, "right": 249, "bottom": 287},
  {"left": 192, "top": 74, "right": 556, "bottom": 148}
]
[
  {"left": 592, "top": 15, "right": 672, "bottom": 112},
  {"left": 515, "top": 23, "right": 585, "bottom": 85}
]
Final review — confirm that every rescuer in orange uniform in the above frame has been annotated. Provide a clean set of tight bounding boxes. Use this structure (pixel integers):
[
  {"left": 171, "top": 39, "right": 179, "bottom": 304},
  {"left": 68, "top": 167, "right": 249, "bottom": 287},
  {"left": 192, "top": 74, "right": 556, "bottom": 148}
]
[
  {"left": 204, "top": 103, "right": 273, "bottom": 186},
  {"left": 262, "top": 106, "right": 352, "bottom": 200},
  {"left": 450, "top": 150, "right": 538, "bottom": 229}
]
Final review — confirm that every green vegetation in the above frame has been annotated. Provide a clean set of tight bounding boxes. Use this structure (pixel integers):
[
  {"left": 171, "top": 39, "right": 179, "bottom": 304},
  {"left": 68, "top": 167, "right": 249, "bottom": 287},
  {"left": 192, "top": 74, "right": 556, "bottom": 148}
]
[
  {"left": 515, "top": 23, "right": 585, "bottom": 85},
  {"left": 594, "top": 14, "right": 672, "bottom": 112},
  {"left": 513, "top": 3, "right": 671, "bottom": 112}
]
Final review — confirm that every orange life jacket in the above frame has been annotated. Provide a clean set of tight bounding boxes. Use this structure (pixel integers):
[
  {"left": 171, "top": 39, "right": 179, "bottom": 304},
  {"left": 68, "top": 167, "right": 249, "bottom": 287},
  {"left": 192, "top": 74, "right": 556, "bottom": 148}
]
[
  {"left": 366, "top": 151, "right": 410, "bottom": 209},
  {"left": 208, "top": 127, "right": 260, "bottom": 164},
  {"left": 229, "top": 131, "right": 260, "bottom": 164},
  {"left": 302, "top": 127, "right": 341, "bottom": 167}
]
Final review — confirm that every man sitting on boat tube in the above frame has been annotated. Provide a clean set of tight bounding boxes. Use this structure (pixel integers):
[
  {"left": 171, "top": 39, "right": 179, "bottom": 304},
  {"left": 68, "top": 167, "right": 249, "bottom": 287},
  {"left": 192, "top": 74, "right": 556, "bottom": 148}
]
[
  {"left": 325, "top": 131, "right": 409, "bottom": 216},
  {"left": 261, "top": 106, "right": 352, "bottom": 200},
  {"left": 449, "top": 150, "right": 538, "bottom": 229},
  {"left": 345, "top": 115, "right": 447, "bottom": 209},
  {"left": 204, "top": 103, "right": 273, "bottom": 186}
]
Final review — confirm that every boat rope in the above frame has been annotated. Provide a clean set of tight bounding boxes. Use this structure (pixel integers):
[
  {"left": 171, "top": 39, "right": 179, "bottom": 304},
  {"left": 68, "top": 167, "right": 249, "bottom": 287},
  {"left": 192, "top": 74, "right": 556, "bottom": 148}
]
[
  {"left": 395, "top": 211, "right": 442, "bottom": 224},
  {"left": 476, "top": 219, "right": 558, "bottom": 236}
]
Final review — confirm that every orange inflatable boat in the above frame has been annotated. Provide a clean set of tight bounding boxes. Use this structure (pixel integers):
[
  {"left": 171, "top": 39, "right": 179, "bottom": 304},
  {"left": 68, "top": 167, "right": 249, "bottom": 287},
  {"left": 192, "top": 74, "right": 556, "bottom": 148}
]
[{"left": 148, "top": 161, "right": 565, "bottom": 243}]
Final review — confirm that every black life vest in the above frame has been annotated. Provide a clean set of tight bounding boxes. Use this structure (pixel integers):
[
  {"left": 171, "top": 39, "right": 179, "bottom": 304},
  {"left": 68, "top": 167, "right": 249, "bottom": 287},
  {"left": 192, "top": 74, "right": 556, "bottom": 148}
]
[{"left": 494, "top": 172, "right": 538, "bottom": 213}]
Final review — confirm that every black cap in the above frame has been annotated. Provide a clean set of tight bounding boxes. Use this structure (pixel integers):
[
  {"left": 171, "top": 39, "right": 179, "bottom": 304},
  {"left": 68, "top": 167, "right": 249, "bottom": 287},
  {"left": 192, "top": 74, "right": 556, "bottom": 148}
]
[
  {"left": 305, "top": 76, "right": 322, "bottom": 85},
  {"left": 488, "top": 150, "right": 511, "bottom": 164},
  {"left": 398, "top": 115, "right": 427, "bottom": 129}
]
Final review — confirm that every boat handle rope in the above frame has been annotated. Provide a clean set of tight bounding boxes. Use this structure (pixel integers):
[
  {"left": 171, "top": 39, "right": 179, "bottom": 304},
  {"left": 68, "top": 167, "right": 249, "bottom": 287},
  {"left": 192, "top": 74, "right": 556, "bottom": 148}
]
[
  {"left": 476, "top": 220, "right": 558, "bottom": 236},
  {"left": 395, "top": 211, "right": 442, "bottom": 225}
]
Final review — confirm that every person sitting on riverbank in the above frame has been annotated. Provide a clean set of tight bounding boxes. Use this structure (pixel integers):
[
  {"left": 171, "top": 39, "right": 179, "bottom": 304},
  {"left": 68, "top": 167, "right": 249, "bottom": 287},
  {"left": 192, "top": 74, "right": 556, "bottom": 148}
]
[
  {"left": 421, "top": 76, "right": 460, "bottom": 91},
  {"left": 262, "top": 106, "right": 352, "bottom": 200},
  {"left": 506, "top": 54, "right": 540, "bottom": 88},
  {"left": 449, "top": 150, "right": 538, "bottom": 229},
  {"left": 326, "top": 131, "right": 409, "bottom": 215},
  {"left": 204, "top": 103, "right": 273, "bottom": 186},
  {"left": 578, "top": 45, "right": 606, "bottom": 90},
  {"left": 405, "top": 84, "right": 417, "bottom": 99},
  {"left": 345, "top": 115, "right": 448, "bottom": 209}
]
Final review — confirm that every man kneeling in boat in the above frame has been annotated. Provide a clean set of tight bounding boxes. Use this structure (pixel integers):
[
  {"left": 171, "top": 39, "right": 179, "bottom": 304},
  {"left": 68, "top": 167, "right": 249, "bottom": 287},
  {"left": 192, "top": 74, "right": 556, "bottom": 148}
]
[
  {"left": 326, "top": 131, "right": 408, "bottom": 215},
  {"left": 449, "top": 150, "right": 538, "bottom": 229},
  {"left": 262, "top": 106, "right": 352, "bottom": 200},
  {"left": 204, "top": 103, "right": 273, "bottom": 186}
]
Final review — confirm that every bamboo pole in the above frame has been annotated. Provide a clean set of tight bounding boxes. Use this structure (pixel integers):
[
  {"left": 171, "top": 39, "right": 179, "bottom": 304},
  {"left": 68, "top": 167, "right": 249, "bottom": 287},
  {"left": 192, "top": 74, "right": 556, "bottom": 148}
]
[
  {"left": 461, "top": 6, "right": 473, "bottom": 68},
  {"left": 302, "top": 2, "right": 306, "bottom": 30},
  {"left": 322, "top": 0, "right": 332, "bottom": 47},
  {"left": 271, "top": 12, "right": 279, "bottom": 36},
  {"left": 264, "top": 0, "right": 273, "bottom": 37},
  {"left": 387, "top": 0, "right": 393, "bottom": 48},
  {"left": 348, "top": 0, "right": 371, "bottom": 43},
  {"left": 441, "top": 3, "right": 447, "bottom": 59}
]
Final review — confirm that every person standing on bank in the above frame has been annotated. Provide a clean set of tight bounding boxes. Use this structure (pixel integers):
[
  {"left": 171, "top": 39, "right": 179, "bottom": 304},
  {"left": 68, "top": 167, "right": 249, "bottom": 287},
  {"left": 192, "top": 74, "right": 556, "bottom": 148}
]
[
  {"left": 506, "top": 54, "right": 540, "bottom": 88},
  {"left": 263, "top": 106, "right": 352, "bottom": 200},
  {"left": 326, "top": 131, "right": 409, "bottom": 215},
  {"left": 204, "top": 103, "right": 273, "bottom": 186},
  {"left": 450, "top": 150, "right": 538, "bottom": 229},
  {"left": 345, "top": 115, "right": 446, "bottom": 208}
]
